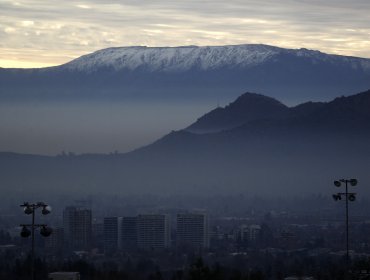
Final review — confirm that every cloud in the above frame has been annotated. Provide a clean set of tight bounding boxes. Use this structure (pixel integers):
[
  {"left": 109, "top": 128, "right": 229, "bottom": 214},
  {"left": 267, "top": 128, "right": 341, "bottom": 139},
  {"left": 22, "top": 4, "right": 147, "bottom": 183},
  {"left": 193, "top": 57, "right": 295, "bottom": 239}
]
[{"left": 0, "top": 0, "right": 369, "bottom": 67}]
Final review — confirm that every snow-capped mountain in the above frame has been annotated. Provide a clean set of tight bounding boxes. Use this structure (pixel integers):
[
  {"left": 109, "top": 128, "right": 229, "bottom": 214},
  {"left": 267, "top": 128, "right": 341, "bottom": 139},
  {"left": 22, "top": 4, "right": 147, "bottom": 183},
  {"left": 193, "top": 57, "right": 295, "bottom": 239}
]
[
  {"left": 63, "top": 45, "right": 283, "bottom": 72},
  {"left": 1, "top": 44, "right": 370, "bottom": 103},
  {"left": 63, "top": 44, "right": 370, "bottom": 73}
]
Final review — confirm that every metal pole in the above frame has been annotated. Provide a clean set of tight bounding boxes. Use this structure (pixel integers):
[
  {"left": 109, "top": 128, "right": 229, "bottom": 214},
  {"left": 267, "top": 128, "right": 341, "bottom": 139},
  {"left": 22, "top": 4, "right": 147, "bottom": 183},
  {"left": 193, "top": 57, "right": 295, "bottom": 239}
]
[
  {"left": 31, "top": 206, "right": 35, "bottom": 280},
  {"left": 345, "top": 180, "right": 349, "bottom": 268},
  {"left": 333, "top": 178, "right": 358, "bottom": 278},
  {"left": 20, "top": 202, "right": 52, "bottom": 280}
]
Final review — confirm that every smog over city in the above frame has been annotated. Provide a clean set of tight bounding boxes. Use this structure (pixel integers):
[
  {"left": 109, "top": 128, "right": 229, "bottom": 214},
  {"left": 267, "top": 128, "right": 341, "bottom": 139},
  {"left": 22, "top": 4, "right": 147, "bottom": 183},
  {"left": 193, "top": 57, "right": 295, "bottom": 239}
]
[{"left": 1, "top": 1, "right": 370, "bottom": 279}]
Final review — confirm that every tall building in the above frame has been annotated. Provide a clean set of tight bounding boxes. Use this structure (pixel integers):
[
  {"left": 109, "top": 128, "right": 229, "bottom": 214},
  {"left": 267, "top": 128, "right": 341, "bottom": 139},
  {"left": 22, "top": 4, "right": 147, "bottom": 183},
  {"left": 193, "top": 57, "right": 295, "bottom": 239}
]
[
  {"left": 177, "top": 213, "right": 209, "bottom": 250},
  {"left": 137, "top": 214, "right": 170, "bottom": 250},
  {"left": 92, "top": 222, "right": 104, "bottom": 250},
  {"left": 103, "top": 217, "right": 122, "bottom": 253},
  {"left": 240, "top": 224, "right": 261, "bottom": 243},
  {"left": 121, "top": 216, "right": 138, "bottom": 251},
  {"left": 44, "top": 227, "right": 64, "bottom": 255},
  {"left": 63, "top": 206, "right": 92, "bottom": 251}
]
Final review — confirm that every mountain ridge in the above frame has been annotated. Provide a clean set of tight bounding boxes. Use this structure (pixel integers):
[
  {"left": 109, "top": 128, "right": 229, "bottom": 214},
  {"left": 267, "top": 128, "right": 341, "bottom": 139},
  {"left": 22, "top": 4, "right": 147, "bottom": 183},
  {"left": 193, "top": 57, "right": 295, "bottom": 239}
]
[
  {"left": 186, "top": 92, "right": 290, "bottom": 133},
  {"left": 1, "top": 44, "right": 370, "bottom": 103},
  {"left": 59, "top": 44, "right": 370, "bottom": 76},
  {"left": 1, "top": 89, "right": 370, "bottom": 196},
  {"left": 185, "top": 89, "right": 370, "bottom": 134},
  {"left": 125, "top": 88, "right": 370, "bottom": 161}
]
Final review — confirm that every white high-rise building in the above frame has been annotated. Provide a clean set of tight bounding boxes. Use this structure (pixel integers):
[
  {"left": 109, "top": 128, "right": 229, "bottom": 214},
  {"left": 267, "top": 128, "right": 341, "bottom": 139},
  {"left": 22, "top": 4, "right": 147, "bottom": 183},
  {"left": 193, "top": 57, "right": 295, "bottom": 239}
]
[
  {"left": 137, "top": 214, "right": 170, "bottom": 250},
  {"left": 177, "top": 213, "right": 209, "bottom": 250}
]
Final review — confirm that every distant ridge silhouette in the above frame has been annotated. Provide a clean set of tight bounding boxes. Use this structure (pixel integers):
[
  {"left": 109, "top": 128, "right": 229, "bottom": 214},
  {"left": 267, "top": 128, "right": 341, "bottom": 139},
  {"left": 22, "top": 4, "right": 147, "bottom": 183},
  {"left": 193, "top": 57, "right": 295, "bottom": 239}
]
[{"left": 1, "top": 89, "right": 370, "bottom": 196}]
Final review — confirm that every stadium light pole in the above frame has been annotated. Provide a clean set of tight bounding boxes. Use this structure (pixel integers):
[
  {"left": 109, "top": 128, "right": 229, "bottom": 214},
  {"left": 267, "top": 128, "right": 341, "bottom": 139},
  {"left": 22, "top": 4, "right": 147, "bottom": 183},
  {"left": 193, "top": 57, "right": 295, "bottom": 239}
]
[
  {"left": 332, "top": 179, "right": 358, "bottom": 267},
  {"left": 20, "top": 202, "right": 53, "bottom": 280}
]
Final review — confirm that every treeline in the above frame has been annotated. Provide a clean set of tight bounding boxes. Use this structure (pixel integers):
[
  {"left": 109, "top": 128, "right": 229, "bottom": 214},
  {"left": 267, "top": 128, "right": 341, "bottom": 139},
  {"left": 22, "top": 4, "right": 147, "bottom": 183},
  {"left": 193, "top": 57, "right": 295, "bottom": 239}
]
[{"left": 1, "top": 253, "right": 370, "bottom": 280}]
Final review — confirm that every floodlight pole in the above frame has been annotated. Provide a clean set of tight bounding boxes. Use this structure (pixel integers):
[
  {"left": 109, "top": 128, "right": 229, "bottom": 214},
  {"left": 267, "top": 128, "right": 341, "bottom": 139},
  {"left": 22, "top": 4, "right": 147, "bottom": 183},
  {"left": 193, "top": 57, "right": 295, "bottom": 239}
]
[
  {"left": 333, "top": 178, "right": 358, "bottom": 272},
  {"left": 31, "top": 208, "right": 35, "bottom": 280},
  {"left": 20, "top": 202, "right": 52, "bottom": 280},
  {"left": 345, "top": 180, "right": 349, "bottom": 264}
]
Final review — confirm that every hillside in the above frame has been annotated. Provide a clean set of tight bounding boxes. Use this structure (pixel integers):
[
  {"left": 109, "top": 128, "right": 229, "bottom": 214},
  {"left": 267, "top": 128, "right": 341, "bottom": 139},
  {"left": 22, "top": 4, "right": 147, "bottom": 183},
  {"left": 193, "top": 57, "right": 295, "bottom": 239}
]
[
  {"left": 0, "top": 90, "right": 369, "bottom": 197},
  {"left": 1, "top": 44, "right": 370, "bottom": 103}
]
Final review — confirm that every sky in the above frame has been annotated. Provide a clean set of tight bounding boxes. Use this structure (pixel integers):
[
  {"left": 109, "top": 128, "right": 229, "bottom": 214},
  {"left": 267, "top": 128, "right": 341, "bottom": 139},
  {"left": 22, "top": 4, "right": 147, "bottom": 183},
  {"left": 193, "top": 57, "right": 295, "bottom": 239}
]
[{"left": 1, "top": 0, "right": 370, "bottom": 68}]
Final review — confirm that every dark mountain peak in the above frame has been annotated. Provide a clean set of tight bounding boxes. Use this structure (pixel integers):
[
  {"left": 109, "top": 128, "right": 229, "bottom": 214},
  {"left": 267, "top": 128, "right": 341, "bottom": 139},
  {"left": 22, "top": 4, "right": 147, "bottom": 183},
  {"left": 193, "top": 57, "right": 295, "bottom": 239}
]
[
  {"left": 292, "top": 89, "right": 370, "bottom": 116},
  {"left": 318, "top": 89, "right": 370, "bottom": 121},
  {"left": 185, "top": 89, "right": 370, "bottom": 136},
  {"left": 230, "top": 92, "right": 287, "bottom": 109},
  {"left": 332, "top": 89, "right": 370, "bottom": 104},
  {"left": 186, "top": 92, "right": 290, "bottom": 133},
  {"left": 291, "top": 101, "right": 326, "bottom": 117}
]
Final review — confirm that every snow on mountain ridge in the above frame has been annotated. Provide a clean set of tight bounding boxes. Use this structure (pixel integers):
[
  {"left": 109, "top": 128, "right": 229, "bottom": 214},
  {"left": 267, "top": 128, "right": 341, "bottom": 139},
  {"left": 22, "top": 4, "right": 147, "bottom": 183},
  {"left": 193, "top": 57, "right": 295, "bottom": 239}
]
[
  {"left": 63, "top": 44, "right": 281, "bottom": 72},
  {"left": 292, "top": 48, "right": 370, "bottom": 69},
  {"left": 63, "top": 44, "right": 370, "bottom": 73}
]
